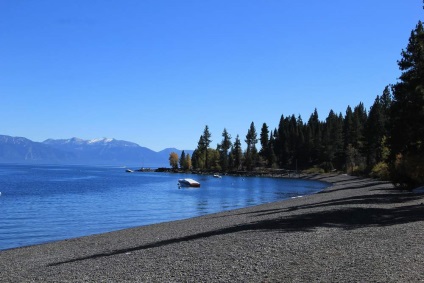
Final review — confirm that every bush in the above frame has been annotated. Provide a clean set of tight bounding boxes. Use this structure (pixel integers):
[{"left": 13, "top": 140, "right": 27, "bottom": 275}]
[
  {"left": 370, "top": 162, "right": 390, "bottom": 180},
  {"left": 391, "top": 152, "right": 424, "bottom": 189},
  {"left": 320, "top": 162, "right": 334, "bottom": 173},
  {"left": 303, "top": 166, "right": 325, "bottom": 174}
]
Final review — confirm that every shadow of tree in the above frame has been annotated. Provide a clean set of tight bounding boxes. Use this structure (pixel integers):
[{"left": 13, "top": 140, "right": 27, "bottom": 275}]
[
  {"left": 231, "top": 191, "right": 421, "bottom": 218},
  {"left": 298, "top": 191, "right": 419, "bottom": 209},
  {"left": 49, "top": 190, "right": 424, "bottom": 267},
  {"left": 301, "top": 173, "right": 340, "bottom": 180},
  {"left": 317, "top": 180, "right": 390, "bottom": 194}
]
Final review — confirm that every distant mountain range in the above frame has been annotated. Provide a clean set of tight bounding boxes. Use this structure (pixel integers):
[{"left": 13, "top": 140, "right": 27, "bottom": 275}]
[{"left": 0, "top": 135, "right": 193, "bottom": 167}]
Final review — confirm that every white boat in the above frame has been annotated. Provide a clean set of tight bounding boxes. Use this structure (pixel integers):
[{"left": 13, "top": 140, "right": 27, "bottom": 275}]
[
  {"left": 125, "top": 169, "right": 134, "bottom": 173},
  {"left": 178, "top": 178, "right": 201, "bottom": 188},
  {"left": 213, "top": 174, "right": 222, "bottom": 178}
]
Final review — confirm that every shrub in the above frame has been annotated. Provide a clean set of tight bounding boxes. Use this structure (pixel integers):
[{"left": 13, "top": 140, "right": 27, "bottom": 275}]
[
  {"left": 370, "top": 162, "right": 390, "bottom": 180},
  {"left": 303, "top": 166, "right": 325, "bottom": 174},
  {"left": 391, "top": 153, "right": 424, "bottom": 189}
]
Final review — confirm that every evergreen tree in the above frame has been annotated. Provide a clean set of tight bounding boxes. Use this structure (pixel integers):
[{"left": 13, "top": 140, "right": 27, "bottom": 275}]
[
  {"left": 307, "top": 109, "right": 321, "bottom": 165},
  {"left": 185, "top": 153, "right": 192, "bottom": 170},
  {"left": 380, "top": 85, "right": 393, "bottom": 121},
  {"left": 191, "top": 149, "right": 199, "bottom": 169},
  {"left": 349, "top": 102, "right": 367, "bottom": 172},
  {"left": 232, "top": 135, "right": 243, "bottom": 170},
  {"left": 194, "top": 126, "right": 212, "bottom": 170},
  {"left": 228, "top": 148, "right": 235, "bottom": 170},
  {"left": 273, "top": 117, "right": 282, "bottom": 167},
  {"left": 352, "top": 102, "right": 367, "bottom": 148},
  {"left": 267, "top": 132, "right": 277, "bottom": 167},
  {"left": 343, "top": 106, "right": 354, "bottom": 148},
  {"left": 202, "top": 125, "right": 212, "bottom": 169},
  {"left": 287, "top": 115, "right": 298, "bottom": 166},
  {"left": 179, "top": 150, "right": 186, "bottom": 170},
  {"left": 303, "top": 122, "right": 314, "bottom": 166},
  {"left": 219, "top": 128, "right": 232, "bottom": 171},
  {"left": 276, "top": 115, "right": 289, "bottom": 167},
  {"left": 390, "top": 21, "right": 424, "bottom": 187},
  {"left": 194, "top": 135, "right": 206, "bottom": 170},
  {"left": 208, "top": 148, "right": 221, "bottom": 171},
  {"left": 259, "top": 123, "right": 269, "bottom": 165},
  {"left": 364, "top": 91, "right": 391, "bottom": 168},
  {"left": 343, "top": 105, "right": 356, "bottom": 172},
  {"left": 321, "top": 110, "right": 344, "bottom": 170},
  {"left": 244, "top": 122, "right": 258, "bottom": 170}
]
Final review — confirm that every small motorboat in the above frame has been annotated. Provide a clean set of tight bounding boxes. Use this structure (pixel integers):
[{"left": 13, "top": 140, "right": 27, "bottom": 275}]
[
  {"left": 178, "top": 178, "right": 201, "bottom": 188},
  {"left": 125, "top": 169, "right": 134, "bottom": 173},
  {"left": 213, "top": 174, "right": 222, "bottom": 178}
]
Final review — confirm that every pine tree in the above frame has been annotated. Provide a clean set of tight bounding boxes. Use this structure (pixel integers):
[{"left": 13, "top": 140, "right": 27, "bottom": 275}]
[
  {"left": 321, "top": 110, "right": 344, "bottom": 171},
  {"left": 364, "top": 89, "right": 391, "bottom": 169},
  {"left": 273, "top": 116, "right": 283, "bottom": 167},
  {"left": 352, "top": 102, "right": 367, "bottom": 148},
  {"left": 208, "top": 148, "right": 221, "bottom": 171},
  {"left": 295, "top": 115, "right": 306, "bottom": 167},
  {"left": 343, "top": 105, "right": 356, "bottom": 172},
  {"left": 191, "top": 150, "right": 199, "bottom": 169},
  {"left": 276, "top": 115, "right": 290, "bottom": 168},
  {"left": 348, "top": 102, "right": 367, "bottom": 172},
  {"left": 267, "top": 132, "right": 277, "bottom": 167},
  {"left": 185, "top": 153, "right": 192, "bottom": 170},
  {"left": 232, "top": 135, "right": 243, "bottom": 170},
  {"left": 287, "top": 115, "right": 298, "bottom": 166},
  {"left": 259, "top": 123, "right": 269, "bottom": 164},
  {"left": 194, "top": 126, "right": 212, "bottom": 170},
  {"left": 244, "top": 122, "right": 258, "bottom": 171},
  {"left": 179, "top": 150, "right": 186, "bottom": 170},
  {"left": 202, "top": 125, "right": 212, "bottom": 169},
  {"left": 307, "top": 109, "right": 321, "bottom": 165},
  {"left": 380, "top": 85, "right": 392, "bottom": 121},
  {"left": 303, "top": 122, "right": 313, "bottom": 166},
  {"left": 344, "top": 106, "right": 354, "bottom": 148},
  {"left": 390, "top": 21, "right": 424, "bottom": 187},
  {"left": 194, "top": 135, "right": 206, "bottom": 169},
  {"left": 219, "top": 128, "right": 232, "bottom": 171}
]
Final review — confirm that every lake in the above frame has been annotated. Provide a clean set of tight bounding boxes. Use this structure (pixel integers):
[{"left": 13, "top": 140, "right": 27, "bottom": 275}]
[{"left": 0, "top": 164, "right": 328, "bottom": 250}]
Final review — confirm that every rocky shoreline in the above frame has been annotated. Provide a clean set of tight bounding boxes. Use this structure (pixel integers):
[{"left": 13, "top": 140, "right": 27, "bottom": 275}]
[{"left": 1, "top": 174, "right": 424, "bottom": 282}]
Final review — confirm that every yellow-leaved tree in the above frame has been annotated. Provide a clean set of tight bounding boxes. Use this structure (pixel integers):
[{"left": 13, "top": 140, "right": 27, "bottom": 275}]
[{"left": 169, "top": 152, "right": 179, "bottom": 169}]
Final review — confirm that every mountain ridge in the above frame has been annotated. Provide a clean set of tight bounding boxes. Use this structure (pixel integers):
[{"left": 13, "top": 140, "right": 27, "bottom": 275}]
[{"left": 0, "top": 135, "right": 193, "bottom": 167}]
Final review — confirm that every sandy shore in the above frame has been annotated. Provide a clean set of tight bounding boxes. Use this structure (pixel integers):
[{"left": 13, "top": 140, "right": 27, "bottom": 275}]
[{"left": 1, "top": 174, "right": 424, "bottom": 282}]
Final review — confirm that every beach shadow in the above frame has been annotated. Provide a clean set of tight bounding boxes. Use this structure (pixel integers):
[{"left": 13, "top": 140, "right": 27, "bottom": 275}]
[
  {"left": 49, "top": 191, "right": 424, "bottom": 267},
  {"left": 294, "top": 192, "right": 421, "bottom": 210},
  {"left": 318, "top": 180, "right": 391, "bottom": 194},
  {"left": 232, "top": 190, "right": 421, "bottom": 218},
  {"left": 246, "top": 203, "right": 424, "bottom": 233},
  {"left": 301, "top": 173, "right": 340, "bottom": 180}
]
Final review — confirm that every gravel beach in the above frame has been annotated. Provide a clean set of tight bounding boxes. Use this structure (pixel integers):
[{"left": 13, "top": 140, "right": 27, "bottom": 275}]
[{"left": 1, "top": 174, "right": 424, "bottom": 282}]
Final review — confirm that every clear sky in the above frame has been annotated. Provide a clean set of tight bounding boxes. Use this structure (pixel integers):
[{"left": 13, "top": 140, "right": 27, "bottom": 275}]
[{"left": 1, "top": 1, "right": 423, "bottom": 152}]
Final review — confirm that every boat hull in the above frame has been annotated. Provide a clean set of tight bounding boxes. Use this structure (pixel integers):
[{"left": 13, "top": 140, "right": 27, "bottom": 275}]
[{"left": 178, "top": 178, "right": 201, "bottom": 187}]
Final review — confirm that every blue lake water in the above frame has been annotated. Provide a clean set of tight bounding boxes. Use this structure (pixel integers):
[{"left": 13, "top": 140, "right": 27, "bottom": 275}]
[{"left": 0, "top": 164, "right": 328, "bottom": 250}]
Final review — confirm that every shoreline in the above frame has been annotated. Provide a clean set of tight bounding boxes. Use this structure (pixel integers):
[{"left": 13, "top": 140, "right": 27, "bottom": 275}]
[{"left": 1, "top": 174, "right": 424, "bottom": 282}]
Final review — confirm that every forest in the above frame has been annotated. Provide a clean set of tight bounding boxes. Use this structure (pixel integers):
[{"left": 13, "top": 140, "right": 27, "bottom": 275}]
[{"left": 170, "top": 20, "right": 424, "bottom": 189}]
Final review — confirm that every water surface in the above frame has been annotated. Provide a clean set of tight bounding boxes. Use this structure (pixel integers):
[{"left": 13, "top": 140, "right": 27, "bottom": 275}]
[{"left": 0, "top": 164, "right": 328, "bottom": 250}]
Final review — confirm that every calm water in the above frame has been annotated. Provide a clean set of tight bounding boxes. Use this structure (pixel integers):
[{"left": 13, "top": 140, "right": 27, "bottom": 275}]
[{"left": 0, "top": 164, "right": 328, "bottom": 250}]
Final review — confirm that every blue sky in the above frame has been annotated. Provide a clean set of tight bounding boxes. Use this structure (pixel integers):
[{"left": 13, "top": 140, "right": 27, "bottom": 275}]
[{"left": 1, "top": 1, "right": 422, "bottom": 151}]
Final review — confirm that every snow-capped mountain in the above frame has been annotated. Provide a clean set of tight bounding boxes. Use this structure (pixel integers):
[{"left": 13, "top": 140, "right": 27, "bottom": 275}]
[
  {"left": 0, "top": 135, "right": 192, "bottom": 167},
  {"left": 43, "top": 137, "right": 140, "bottom": 148}
]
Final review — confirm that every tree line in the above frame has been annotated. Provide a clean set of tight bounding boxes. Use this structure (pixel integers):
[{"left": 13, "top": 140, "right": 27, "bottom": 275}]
[{"left": 169, "top": 20, "right": 424, "bottom": 189}]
